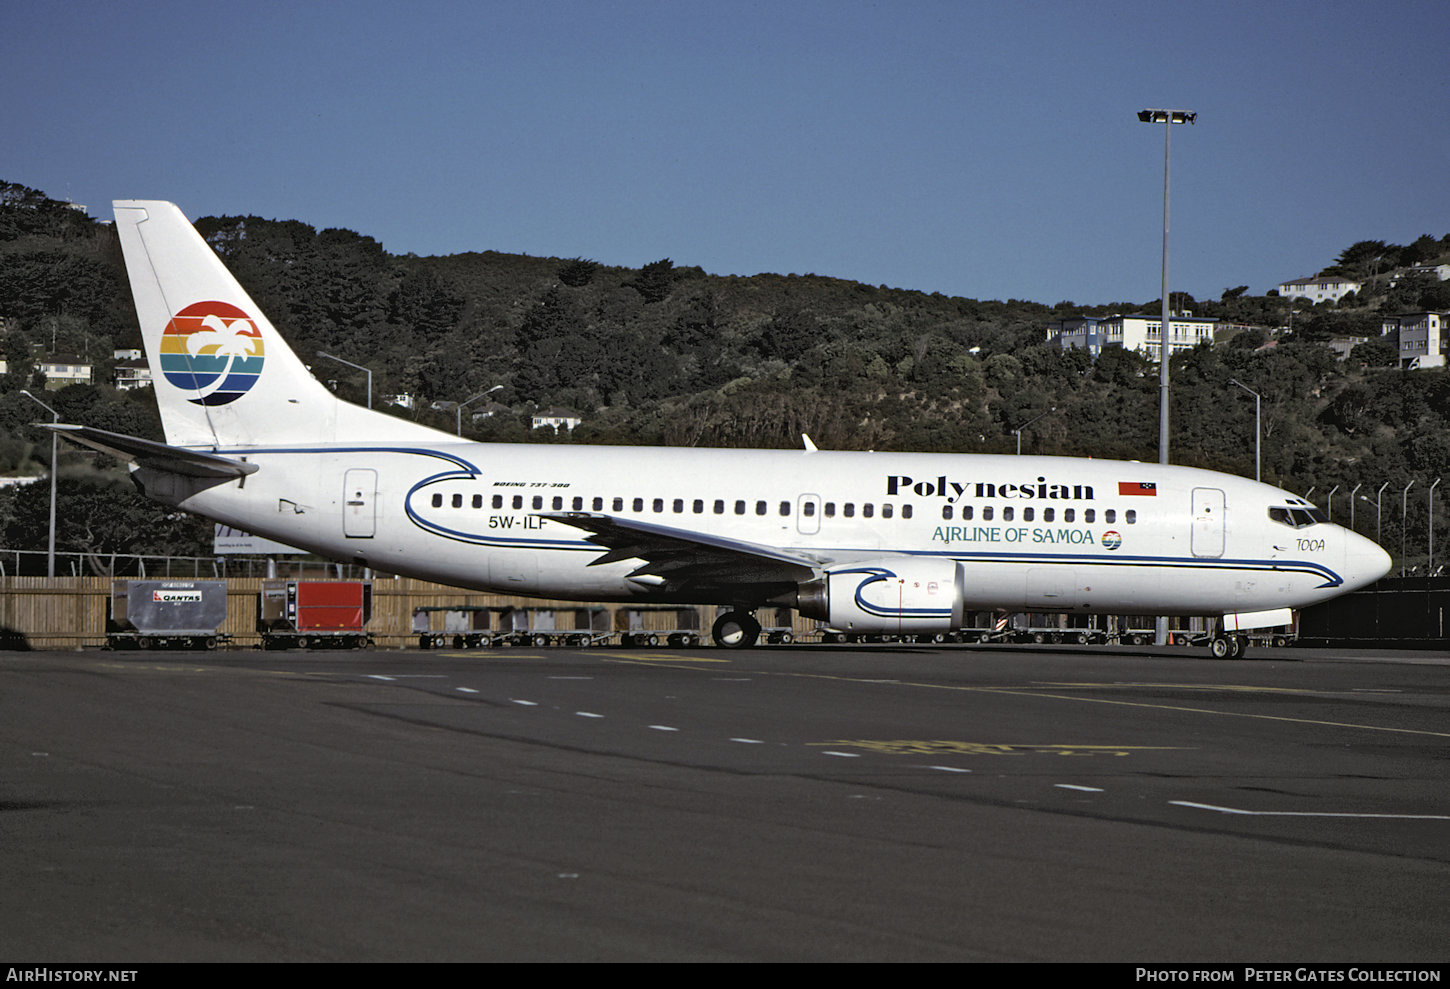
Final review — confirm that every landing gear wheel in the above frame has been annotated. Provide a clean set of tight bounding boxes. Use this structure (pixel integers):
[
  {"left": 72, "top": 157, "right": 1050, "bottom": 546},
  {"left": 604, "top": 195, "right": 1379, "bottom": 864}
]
[
  {"left": 1209, "top": 636, "right": 1231, "bottom": 659},
  {"left": 712, "top": 611, "right": 761, "bottom": 649}
]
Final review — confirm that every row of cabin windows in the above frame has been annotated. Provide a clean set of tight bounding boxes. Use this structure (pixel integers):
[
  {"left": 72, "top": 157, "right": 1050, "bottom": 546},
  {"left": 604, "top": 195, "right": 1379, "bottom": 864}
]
[
  {"left": 940, "top": 504, "right": 1136, "bottom": 525},
  {"left": 428, "top": 491, "right": 916, "bottom": 518},
  {"left": 424, "top": 491, "right": 1133, "bottom": 525}
]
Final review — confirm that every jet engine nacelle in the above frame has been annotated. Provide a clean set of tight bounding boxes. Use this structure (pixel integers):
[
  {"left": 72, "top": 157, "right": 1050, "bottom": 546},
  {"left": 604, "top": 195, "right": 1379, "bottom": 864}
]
[{"left": 796, "top": 558, "right": 966, "bottom": 633}]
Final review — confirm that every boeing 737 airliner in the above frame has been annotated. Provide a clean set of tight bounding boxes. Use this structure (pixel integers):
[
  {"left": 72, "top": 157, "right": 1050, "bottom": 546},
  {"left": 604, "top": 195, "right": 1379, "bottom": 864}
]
[{"left": 47, "top": 201, "right": 1391, "bottom": 653}]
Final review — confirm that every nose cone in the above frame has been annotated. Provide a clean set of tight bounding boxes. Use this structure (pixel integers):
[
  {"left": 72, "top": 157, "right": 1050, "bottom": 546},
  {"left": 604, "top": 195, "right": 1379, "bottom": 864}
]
[{"left": 1342, "top": 529, "right": 1392, "bottom": 591}]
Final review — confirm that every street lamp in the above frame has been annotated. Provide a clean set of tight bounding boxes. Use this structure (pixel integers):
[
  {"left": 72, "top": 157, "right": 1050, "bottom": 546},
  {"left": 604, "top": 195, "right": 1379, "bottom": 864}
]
[
  {"left": 1374, "top": 481, "right": 1389, "bottom": 546},
  {"left": 1401, "top": 479, "right": 1416, "bottom": 574},
  {"left": 1140, "top": 107, "right": 1195, "bottom": 648},
  {"left": 1326, "top": 484, "right": 1339, "bottom": 522},
  {"left": 1429, "top": 479, "right": 1441, "bottom": 576},
  {"left": 20, "top": 390, "right": 58, "bottom": 578},
  {"left": 316, "top": 351, "right": 372, "bottom": 409},
  {"left": 1137, "top": 107, "right": 1196, "bottom": 469},
  {"left": 1349, "top": 483, "right": 1362, "bottom": 532},
  {"left": 1227, "top": 378, "right": 1260, "bottom": 482},
  {"left": 1012, "top": 407, "right": 1055, "bottom": 456},
  {"left": 457, "top": 385, "right": 503, "bottom": 436}
]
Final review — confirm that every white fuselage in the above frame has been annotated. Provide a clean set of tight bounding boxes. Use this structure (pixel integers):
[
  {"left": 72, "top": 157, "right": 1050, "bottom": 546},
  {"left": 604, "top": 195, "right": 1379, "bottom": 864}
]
[{"left": 140, "top": 441, "right": 1390, "bottom": 618}]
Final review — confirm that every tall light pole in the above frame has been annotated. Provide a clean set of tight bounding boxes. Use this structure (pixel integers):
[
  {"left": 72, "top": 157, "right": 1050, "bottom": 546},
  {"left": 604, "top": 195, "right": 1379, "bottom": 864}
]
[
  {"left": 1138, "top": 108, "right": 1196, "bottom": 468},
  {"left": 20, "top": 390, "right": 59, "bottom": 578},
  {"left": 1227, "top": 378, "right": 1260, "bottom": 482},
  {"left": 316, "top": 351, "right": 372, "bottom": 409},
  {"left": 1350, "top": 482, "right": 1362, "bottom": 531},
  {"left": 1429, "top": 479, "right": 1441, "bottom": 575},
  {"left": 1140, "top": 108, "right": 1195, "bottom": 647},
  {"left": 1012, "top": 407, "right": 1055, "bottom": 455},
  {"left": 1374, "top": 481, "right": 1389, "bottom": 546},
  {"left": 1401, "top": 479, "right": 1416, "bottom": 574},
  {"left": 457, "top": 385, "right": 503, "bottom": 436}
]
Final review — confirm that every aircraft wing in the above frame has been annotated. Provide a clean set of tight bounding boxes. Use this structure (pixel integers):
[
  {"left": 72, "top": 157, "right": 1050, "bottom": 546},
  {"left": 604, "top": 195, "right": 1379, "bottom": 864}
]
[
  {"left": 43, "top": 424, "right": 259, "bottom": 479},
  {"left": 542, "top": 512, "right": 822, "bottom": 584}
]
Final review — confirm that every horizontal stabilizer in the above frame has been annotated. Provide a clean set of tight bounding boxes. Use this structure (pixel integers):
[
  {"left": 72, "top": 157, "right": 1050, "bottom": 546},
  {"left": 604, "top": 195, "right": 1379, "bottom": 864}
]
[{"left": 44, "top": 424, "right": 259, "bottom": 479}]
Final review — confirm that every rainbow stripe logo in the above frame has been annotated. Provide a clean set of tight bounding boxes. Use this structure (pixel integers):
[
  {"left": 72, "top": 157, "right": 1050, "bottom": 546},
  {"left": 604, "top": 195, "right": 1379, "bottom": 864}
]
[{"left": 159, "top": 301, "right": 265, "bottom": 406}]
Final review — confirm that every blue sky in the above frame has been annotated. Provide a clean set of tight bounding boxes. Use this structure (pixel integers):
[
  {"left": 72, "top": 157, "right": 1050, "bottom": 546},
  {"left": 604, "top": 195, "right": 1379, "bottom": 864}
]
[{"left": 5, "top": 0, "right": 1447, "bottom": 306}]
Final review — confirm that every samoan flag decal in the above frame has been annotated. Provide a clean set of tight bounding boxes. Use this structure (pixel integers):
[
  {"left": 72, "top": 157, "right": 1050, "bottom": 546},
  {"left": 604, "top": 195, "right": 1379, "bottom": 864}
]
[{"left": 1118, "top": 481, "right": 1157, "bottom": 496}]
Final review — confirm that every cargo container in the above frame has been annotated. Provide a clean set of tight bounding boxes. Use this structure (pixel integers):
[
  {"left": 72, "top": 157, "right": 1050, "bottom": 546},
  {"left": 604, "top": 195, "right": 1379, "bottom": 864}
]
[
  {"left": 108, "top": 579, "right": 231, "bottom": 650},
  {"left": 414, "top": 605, "right": 610, "bottom": 648},
  {"left": 258, "top": 579, "right": 373, "bottom": 649}
]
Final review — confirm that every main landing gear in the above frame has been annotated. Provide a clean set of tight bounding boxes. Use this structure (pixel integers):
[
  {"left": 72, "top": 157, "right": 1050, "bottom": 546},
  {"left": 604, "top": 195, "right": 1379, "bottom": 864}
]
[
  {"left": 1208, "top": 634, "right": 1248, "bottom": 660},
  {"left": 711, "top": 611, "right": 761, "bottom": 648}
]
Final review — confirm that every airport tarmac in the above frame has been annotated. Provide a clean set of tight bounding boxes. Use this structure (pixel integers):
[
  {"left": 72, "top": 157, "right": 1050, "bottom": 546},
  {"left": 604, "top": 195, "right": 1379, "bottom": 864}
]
[{"left": 2, "top": 643, "right": 1448, "bottom": 962}]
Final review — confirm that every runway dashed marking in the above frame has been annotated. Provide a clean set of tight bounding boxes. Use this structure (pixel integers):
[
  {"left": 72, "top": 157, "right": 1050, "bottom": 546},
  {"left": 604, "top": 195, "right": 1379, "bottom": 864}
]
[{"left": 1172, "top": 801, "right": 1450, "bottom": 820}]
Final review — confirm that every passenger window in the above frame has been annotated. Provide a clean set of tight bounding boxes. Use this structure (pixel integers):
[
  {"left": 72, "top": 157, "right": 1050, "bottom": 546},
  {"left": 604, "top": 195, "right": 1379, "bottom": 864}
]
[
  {"left": 693, "top": 499, "right": 703, "bottom": 514},
  {"left": 1003, "top": 506, "right": 1014, "bottom": 522},
  {"left": 513, "top": 495, "right": 523, "bottom": 510},
  {"left": 1125, "top": 509, "right": 1136, "bottom": 524},
  {"left": 431, "top": 493, "right": 442, "bottom": 508},
  {"left": 824, "top": 502, "right": 835, "bottom": 517},
  {"left": 863, "top": 504, "right": 874, "bottom": 518},
  {"left": 982, "top": 506, "right": 993, "bottom": 521},
  {"left": 613, "top": 497, "right": 624, "bottom": 512},
  {"left": 1044, "top": 507, "right": 1054, "bottom": 522},
  {"left": 493, "top": 494, "right": 504, "bottom": 509},
  {"left": 1105, "top": 509, "right": 1115, "bottom": 523},
  {"left": 552, "top": 496, "right": 563, "bottom": 510},
  {"left": 714, "top": 499, "right": 725, "bottom": 514},
  {"left": 803, "top": 502, "right": 816, "bottom": 516},
  {"left": 633, "top": 497, "right": 644, "bottom": 512},
  {"left": 1023, "top": 507, "right": 1034, "bottom": 522},
  {"left": 735, "top": 500, "right": 746, "bottom": 515},
  {"left": 572, "top": 496, "right": 583, "bottom": 511},
  {"left": 779, "top": 501, "right": 790, "bottom": 516},
  {"left": 1084, "top": 509, "right": 1094, "bottom": 523},
  {"left": 652, "top": 498, "right": 664, "bottom": 513},
  {"left": 592, "top": 497, "right": 603, "bottom": 511},
  {"left": 672, "top": 498, "right": 683, "bottom": 513},
  {"left": 962, "top": 505, "right": 973, "bottom": 521},
  {"left": 1064, "top": 508, "right": 1074, "bottom": 523},
  {"left": 942, "top": 505, "right": 954, "bottom": 521},
  {"left": 452, "top": 494, "right": 463, "bottom": 509},
  {"left": 532, "top": 496, "right": 543, "bottom": 510},
  {"left": 843, "top": 503, "right": 855, "bottom": 518},
  {"left": 755, "top": 500, "right": 767, "bottom": 516},
  {"left": 473, "top": 494, "right": 483, "bottom": 509}
]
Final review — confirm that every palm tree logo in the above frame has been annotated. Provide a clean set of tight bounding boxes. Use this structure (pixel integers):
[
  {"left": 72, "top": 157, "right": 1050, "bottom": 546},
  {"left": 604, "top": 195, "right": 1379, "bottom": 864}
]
[{"left": 160, "top": 301, "right": 267, "bottom": 405}]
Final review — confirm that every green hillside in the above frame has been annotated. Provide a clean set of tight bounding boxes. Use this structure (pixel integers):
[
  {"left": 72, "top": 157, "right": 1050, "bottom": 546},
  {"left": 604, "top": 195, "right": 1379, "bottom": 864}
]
[{"left": 3, "top": 180, "right": 1449, "bottom": 568}]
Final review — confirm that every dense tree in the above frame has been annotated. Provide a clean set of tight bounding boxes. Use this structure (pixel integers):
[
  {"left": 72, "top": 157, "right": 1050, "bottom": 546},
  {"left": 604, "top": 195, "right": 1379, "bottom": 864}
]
[{"left": 5, "top": 178, "right": 1450, "bottom": 559}]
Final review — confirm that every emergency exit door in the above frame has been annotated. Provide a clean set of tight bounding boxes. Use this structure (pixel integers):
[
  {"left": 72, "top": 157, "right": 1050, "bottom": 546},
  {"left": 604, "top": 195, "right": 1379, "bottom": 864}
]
[
  {"left": 343, "top": 469, "right": 377, "bottom": 538},
  {"left": 1191, "top": 487, "right": 1225, "bottom": 558}
]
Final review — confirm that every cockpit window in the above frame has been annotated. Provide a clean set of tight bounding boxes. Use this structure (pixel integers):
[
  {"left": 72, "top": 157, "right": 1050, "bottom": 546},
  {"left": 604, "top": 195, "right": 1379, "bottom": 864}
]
[{"left": 1269, "top": 505, "right": 1326, "bottom": 529}]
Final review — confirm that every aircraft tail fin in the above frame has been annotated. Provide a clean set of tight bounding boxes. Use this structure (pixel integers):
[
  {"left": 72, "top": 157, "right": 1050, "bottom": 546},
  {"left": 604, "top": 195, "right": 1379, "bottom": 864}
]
[{"left": 112, "top": 200, "right": 440, "bottom": 449}]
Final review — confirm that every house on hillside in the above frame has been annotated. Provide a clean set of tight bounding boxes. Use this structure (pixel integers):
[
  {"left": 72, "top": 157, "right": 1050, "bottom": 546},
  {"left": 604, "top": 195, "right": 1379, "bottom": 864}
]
[
  {"left": 532, "top": 408, "right": 581, "bottom": 432},
  {"left": 36, "top": 355, "right": 93, "bottom": 388},
  {"left": 1046, "top": 313, "right": 1218, "bottom": 362},
  {"left": 113, "top": 358, "right": 152, "bottom": 390},
  {"left": 1384, "top": 312, "right": 1450, "bottom": 369},
  {"left": 1276, "top": 276, "right": 1362, "bottom": 304},
  {"left": 1391, "top": 263, "right": 1450, "bottom": 286}
]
